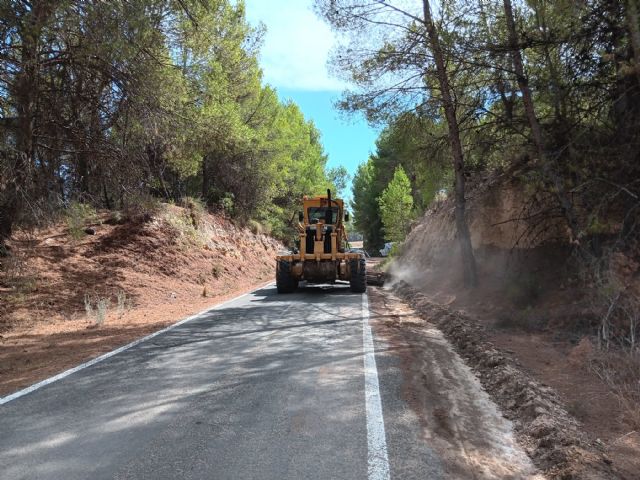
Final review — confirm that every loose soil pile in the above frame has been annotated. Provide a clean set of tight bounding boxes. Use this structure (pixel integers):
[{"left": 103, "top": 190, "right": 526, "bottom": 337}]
[
  {"left": 392, "top": 281, "right": 623, "bottom": 480},
  {"left": 0, "top": 206, "right": 281, "bottom": 397}
]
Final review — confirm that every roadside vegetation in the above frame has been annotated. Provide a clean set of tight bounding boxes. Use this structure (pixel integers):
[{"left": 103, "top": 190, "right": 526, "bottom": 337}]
[
  {"left": 0, "top": 201, "right": 281, "bottom": 396},
  {"left": 0, "top": 0, "right": 349, "bottom": 253},
  {"left": 319, "top": 0, "right": 640, "bottom": 357},
  {"left": 319, "top": 0, "right": 640, "bottom": 276},
  {"left": 318, "top": 1, "right": 640, "bottom": 476}
]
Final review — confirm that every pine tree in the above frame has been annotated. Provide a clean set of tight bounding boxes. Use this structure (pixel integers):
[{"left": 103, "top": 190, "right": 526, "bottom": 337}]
[{"left": 378, "top": 166, "right": 414, "bottom": 243}]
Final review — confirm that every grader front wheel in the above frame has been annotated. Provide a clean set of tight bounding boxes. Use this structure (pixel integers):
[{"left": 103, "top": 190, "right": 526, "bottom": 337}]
[
  {"left": 276, "top": 260, "right": 298, "bottom": 293},
  {"left": 349, "top": 258, "right": 367, "bottom": 293}
]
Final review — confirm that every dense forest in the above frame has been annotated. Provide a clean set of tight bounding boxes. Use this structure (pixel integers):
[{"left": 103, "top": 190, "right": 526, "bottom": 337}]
[
  {"left": 0, "top": 0, "right": 348, "bottom": 250},
  {"left": 318, "top": 0, "right": 640, "bottom": 285}
]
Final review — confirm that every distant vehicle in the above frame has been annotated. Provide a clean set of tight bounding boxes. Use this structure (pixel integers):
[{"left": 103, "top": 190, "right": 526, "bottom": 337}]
[
  {"left": 379, "top": 242, "right": 394, "bottom": 257},
  {"left": 348, "top": 248, "right": 370, "bottom": 258}
]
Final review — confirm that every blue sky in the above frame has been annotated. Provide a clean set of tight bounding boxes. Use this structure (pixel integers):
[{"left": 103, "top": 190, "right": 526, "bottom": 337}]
[{"left": 243, "top": 0, "right": 379, "bottom": 198}]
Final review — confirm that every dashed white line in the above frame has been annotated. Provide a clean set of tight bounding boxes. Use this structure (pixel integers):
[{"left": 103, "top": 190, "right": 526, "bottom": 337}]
[
  {"left": 362, "top": 292, "right": 391, "bottom": 480},
  {"left": 0, "top": 282, "right": 274, "bottom": 406}
]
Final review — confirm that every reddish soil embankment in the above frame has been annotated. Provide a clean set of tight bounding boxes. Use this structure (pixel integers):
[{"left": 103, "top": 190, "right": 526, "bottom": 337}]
[
  {"left": 0, "top": 206, "right": 281, "bottom": 397},
  {"left": 391, "top": 169, "right": 640, "bottom": 478}
]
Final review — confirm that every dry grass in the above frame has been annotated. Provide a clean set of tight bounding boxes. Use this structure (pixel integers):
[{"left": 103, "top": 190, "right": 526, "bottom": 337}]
[{"left": 590, "top": 351, "right": 640, "bottom": 430}]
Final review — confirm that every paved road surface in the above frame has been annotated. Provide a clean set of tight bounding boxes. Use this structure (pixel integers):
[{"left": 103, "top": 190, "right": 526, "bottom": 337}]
[{"left": 0, "top": 284, "right": 538, "bottom": 479}]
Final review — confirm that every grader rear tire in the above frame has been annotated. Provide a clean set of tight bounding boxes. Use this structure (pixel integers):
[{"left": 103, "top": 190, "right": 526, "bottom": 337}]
[
  {"left": 349, "top": 258, "right": 367, "bottom": 293},
  {"left": 276, "top": 260, "right": 298, "bottom": 293}
]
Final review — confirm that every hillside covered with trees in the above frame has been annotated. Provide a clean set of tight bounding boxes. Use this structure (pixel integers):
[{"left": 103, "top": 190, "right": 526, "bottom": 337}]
[
  {"left": 0, "top": 0, "right": 348, "bottom": 249},
  {"left": 320, "top": 0, "right": 640, "bottom": 284}
]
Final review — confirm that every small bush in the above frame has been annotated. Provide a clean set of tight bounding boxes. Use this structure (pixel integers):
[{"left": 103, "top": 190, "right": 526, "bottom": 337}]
[
  {"left": 122, "top": 192, "right": 162, "bottom": 222},
  {"left": 494, "top": 308, "right": 546, "bottom": 332},
  {"left": 84, "top": 293, "right": 94, "bottom": 318},
  {"left": 105, "top": 210, "right": 126, "bottom": 225},
  {"left": 95, "top": 298, "right": 109, "bottom": 325},
  {"left": 590, "top": 351, "right": 640, "bottom": 429},
  {"left": 116, "top": 289, "right": 130, "bottom": 317},
  {"left": 179, "top": 196, "right": 206, "bottom": 228},
  {"left": 218, "top": 193, "right": 235, "bottom": 216},
  {"left": 211, "top": 263, "right": 223, "bottom": 278},
  {"left": 164, "top": 209, "right": 207, "bottom": 247},
  {"left": 84, "top": 294, "right": 110, "bottom": 326},
  {"left": 248, "top": 219, "right": 263, "bottom": 235},
  {"left": 2, "top": 253, "right": 25, "bottom": 283},
  {"left": 65, "top": 202, "right": 98, "bottom": 240}
]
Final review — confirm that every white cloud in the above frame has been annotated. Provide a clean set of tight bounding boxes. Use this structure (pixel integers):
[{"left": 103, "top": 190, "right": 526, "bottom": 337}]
[{"left": 244, "top": 0, "right": 345, "bottom": 91}]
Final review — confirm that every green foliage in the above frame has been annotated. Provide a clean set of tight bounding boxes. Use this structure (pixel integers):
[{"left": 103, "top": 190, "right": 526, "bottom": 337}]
[
  {"left": 0, "top": 0, "right": 336, "bottom": 243},
  {"left": 65, "top": 202, "right": 98, "bottom": 240},
  {"left": 378, "top": 166, "right": 415, "bottom": 243},
  {"left": 351, "top": 113, "right": 452, "bottom": 250},
  {"left": 122, "top": 192, "right": 163, "bottom": 222},
  {"left": 327, "top": 166, "right": 351, "bottom": 198},
  {"left": 321, "top": 0, "right": 640, "bottom": 262}
]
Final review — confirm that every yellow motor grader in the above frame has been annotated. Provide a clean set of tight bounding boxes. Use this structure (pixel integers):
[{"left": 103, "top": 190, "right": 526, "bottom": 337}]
[{"left": 275, "top": 190, "right": 366, "bottom": 293}]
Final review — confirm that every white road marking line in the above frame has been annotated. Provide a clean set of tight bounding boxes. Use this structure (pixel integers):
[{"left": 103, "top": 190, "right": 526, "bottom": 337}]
[
  {"left": 362, "top": 293, "right": 391, "bottom": 480},
  {"left": 0, "top": 282, "right": 275, "bottom": 406}
]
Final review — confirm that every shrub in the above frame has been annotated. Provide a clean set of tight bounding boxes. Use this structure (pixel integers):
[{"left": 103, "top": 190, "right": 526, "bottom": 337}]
[
  {"left": 163, "top": 209, "right": 207, "bottom": 247},
  {"left": 65, "top": 202, "right": 98, "bottom": 240},
  {"left": 590, "top": 350, "right": 640, "bottom": 429},
  {"left": 218, "top": 193, "right": 235, "bottom": 216},
  {"left": 84, "top": 294, "right": 110, "bottom": 326},
  {"left": 95, "top": 297, "right": 110, "bottom": 325},
  {"left": 116, "top": 289, "right": 130, "bottom": 317},
  {"left": 211, "top": 263, "right": 223, "bottom": 278},
  {"left": 494, "top": 308, "right": 546, "bottom": 332},
  {"left": 505, "top": 271, "right": 541, "bottom": 308},
  {"left": 122, "top": 192, "right": 162, "bottom": 222},
  {"left": 248, "top": 219, "right": 263, "bottom": 235},
  {"left": 84, "top": 293, "right": 94, "bottom": 318},
  {"left": 179, "top": 196, "right": 206, "bottom": 228},
  {"left": 105, "top": 210, "right": 126, "bottom": 225}
]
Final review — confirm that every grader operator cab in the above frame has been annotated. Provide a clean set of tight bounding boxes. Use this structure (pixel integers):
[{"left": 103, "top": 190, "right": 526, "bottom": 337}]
[{"left": 275, "top": 190, "right": 366, "bottom": 293}]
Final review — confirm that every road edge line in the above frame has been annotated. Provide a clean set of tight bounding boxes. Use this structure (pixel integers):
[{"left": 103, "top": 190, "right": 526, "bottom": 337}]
[
  {"left": 362, "top": 292, "right": 391, "bottom": 480},
  {"left": 0, "top": 281, "right": 275, "bottom": 406}
]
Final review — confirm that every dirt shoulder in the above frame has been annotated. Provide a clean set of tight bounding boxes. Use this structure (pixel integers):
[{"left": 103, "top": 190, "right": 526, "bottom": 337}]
[
  {"left": 368, "top": 287, "right": 543, "bottom": 479},
  {"left": 386, "top": 281, "right": 626, "bottom": 480},
  {"left": 0, "top": 207, "right": 280, "bottom": 398}
]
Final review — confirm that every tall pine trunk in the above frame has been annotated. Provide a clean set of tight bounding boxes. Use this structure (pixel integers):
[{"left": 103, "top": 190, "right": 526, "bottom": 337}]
[
  {"left": 502, "top": 0, "right": 580, "bottom": 244},
  {"left": 422, "top": 0, "right": 477, "bottom": 287},
  {"left": 1, "top": 2, "right": 54, "bottom": 251},
  {"left": 627, "top": 0, "right": 640, "bottom": 83}
]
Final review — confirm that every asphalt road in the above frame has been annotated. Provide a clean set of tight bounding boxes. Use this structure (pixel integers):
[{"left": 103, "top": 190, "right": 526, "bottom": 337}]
[
  {"left": 0, "top": 284, "right": 432, "bottom": 479},
  {"left": 0, "top": 284, "right": 539, "bottom": 479}
]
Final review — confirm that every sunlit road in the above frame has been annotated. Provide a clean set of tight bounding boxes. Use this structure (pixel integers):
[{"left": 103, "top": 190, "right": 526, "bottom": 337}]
[
  {"left": 0, "top": 284, "right": 541, "bottom": 479},
  {"left": 0, "top": 284, "right": 436, "bottom": 479}
]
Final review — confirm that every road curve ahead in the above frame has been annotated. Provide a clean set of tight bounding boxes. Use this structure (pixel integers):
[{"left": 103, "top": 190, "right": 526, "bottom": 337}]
[{"left": 0, "top": 284, "right": 425, "bottom": 479}]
